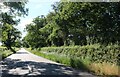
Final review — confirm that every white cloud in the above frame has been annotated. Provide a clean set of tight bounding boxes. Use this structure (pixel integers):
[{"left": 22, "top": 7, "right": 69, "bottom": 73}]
[
  {"left": 19, "top": 18, "right": 32, "bottom": 27},
  {"left": 15, "top": 18, "right": 33, "bottom": 39},
  {"left": 16, "top": 18, "right": 32, "bottom": 31}
]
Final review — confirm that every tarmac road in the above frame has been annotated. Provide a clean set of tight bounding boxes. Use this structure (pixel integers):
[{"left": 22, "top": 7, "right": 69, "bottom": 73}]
[{"left": 0, "top": 48, "right": 96, "bottom": 77}]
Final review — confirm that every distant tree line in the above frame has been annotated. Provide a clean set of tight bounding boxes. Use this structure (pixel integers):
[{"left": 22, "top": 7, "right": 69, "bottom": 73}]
[{"left": 23, "top": 2, "right": 120, "bottom": 48}]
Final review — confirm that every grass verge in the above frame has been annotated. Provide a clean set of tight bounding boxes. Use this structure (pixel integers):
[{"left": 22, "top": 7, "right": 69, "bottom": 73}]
[
  {"left": 0, "top": 46, "right": 20, "bottom": 60},
  {"left": 26, "top": 48, "right": 120, "bottom": 76}
]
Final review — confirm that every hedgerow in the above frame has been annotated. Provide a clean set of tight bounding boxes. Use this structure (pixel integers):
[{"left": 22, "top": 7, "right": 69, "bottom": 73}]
[{"left": 40, "top": 44, "right": 120, "bottom": 65}]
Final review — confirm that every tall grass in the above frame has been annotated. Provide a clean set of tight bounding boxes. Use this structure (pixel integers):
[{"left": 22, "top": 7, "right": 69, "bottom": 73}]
[
  {"left": 26, "top": 44, "right": 120, "bottom": 76},
  {"left": 27, "top": 48, "right": 91, "bottom": 72},
  {"left": 0, "top": 46, "right": 19, "bottom": 60}
]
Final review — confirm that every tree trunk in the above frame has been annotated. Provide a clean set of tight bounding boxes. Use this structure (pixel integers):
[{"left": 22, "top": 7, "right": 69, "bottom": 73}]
[{"left": 7, "top": 46, "right": 16, "bottom": 53}]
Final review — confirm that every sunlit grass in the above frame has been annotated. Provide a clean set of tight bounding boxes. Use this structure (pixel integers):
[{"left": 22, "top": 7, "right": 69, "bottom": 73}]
[
  {"left": 27, "top": 47, "right": 120, "bottom": 76},
  {"left": 89, "top": 62, "right": 119, "bottom": 75},
  {"left": 0, "top": 46, "right": 20, "bottom": 60}
]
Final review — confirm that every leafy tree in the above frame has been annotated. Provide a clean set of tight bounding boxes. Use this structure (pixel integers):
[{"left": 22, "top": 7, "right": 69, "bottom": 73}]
[
  {"left": 0, "top": 2, "right": 28, "bottom": 52},
  {"left": 2, "top": 23, "right": 21, "bottom": 52},
  {"left": 22, "top": 36, "right": 29, "bottom": 48},
  {"left": 25, "top": 16, "right": 47, "bottom": 49},
  {"left": 24, "top": 2, "right": 120, "bottom": 48},
  {"left": 45, "top": 12, "right": 64, "bottom": 46},
  {"left": 52, "top": 2, "right": 120, "bottom": 45}
]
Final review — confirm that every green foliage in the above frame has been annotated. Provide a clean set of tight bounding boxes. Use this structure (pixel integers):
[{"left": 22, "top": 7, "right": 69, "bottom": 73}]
[
  {"left": 40, "top": 44, "right": 120, "bottom": 65},
  {"left": 2, "top": 23, "right": 21, "bottom": 49},
  {"left": 23, "top": 2, "right": 120, "bottom": 75},
  {"left": 0, "top": 46, "right": 19, "bottom": 59},
  {"left": 27, "top": 47, "right": 119, "bottom": 75},
  {"left": 24, "top": 2, "right": 120, "bottom": 48},
  {"left": 22, "top": 37, "right": 29, "bottom": 48},
  {"left": 24, "top": 16, "right": 47, "bottom": 48},
  {"left": 27, "top": 48, "right": 90, "bottom": 71},
  {"left": 1, "top": 2, "right": 28, "bottom": 51}
]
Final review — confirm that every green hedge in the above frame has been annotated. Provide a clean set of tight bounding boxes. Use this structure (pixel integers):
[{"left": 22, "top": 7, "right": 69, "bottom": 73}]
[{"left": 40, "top": 44, "right": 120, "bottom": 65}]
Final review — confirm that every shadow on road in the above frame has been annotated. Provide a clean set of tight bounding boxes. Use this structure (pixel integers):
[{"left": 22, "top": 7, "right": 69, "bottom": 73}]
[
  {"left": 16, "top": 52, "right": 29, "bottom": 54},
  {"left": 1, "top": 58, "right": 92, "bottom": 77}
]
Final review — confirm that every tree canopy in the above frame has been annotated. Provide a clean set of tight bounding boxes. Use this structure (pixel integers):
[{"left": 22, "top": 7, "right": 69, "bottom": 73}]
[
  {"left": 0, "top": 2, "right": 28, "bottom": 52},
  {"left": 23, "top": 2, "right": 120, "bottom": 48}
]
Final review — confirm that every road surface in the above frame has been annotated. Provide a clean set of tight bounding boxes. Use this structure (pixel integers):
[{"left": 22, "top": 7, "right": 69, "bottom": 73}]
[{"left": 0, "top": 48, "right": 96, "bottom": 77}]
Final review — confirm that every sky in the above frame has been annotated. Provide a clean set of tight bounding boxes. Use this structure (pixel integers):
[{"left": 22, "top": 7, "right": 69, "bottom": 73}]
[{"left": 16, "top": 0, "right": 60, "bottom": 39}]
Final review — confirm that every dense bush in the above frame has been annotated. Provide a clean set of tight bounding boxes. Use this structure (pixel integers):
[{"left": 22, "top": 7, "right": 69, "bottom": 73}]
[
  {"left": 40, "top": 44, "right": 120, "bottom": 65},
  {"left": 28, "top": 47, "right": 119, "bottom": 75},
  {"left": 0, "top": 47, "right": 19, "bottom": 59}
]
